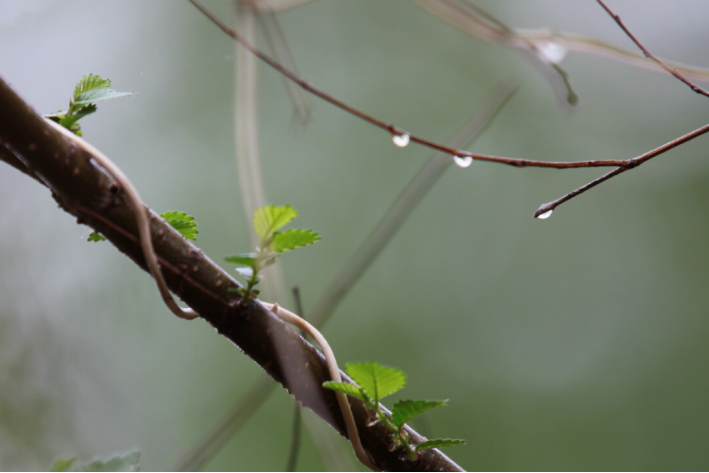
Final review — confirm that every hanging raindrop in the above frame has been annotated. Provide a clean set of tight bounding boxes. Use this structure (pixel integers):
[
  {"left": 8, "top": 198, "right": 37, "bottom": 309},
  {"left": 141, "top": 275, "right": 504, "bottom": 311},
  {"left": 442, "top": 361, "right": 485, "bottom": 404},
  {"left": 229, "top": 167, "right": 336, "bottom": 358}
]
[
  {"left": 391, "top": 131, "right": 410, "bottom": 148},
  {"left": 537, "top": 40, "right": 567, "bottom": 64},
  {"left": 536, "top": 210, "right": 553, "bottom": 220},
  {"left": 453, "top": 155, "right": 473, "bottom": 168}
]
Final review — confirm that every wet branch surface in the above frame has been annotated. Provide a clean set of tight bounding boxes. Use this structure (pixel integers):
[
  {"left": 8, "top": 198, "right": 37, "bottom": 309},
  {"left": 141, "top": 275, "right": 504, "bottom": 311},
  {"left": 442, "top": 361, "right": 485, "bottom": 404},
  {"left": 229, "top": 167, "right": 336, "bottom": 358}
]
[{"left": 0, "top": 76, "right": 463, "bottom": 472}]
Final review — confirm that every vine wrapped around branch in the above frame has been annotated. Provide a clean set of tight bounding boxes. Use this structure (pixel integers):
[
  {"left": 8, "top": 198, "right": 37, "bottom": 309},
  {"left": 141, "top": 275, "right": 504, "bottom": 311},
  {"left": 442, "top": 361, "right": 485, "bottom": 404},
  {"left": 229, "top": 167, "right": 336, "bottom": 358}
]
[{"left": 0, "top": 75, "right": 463, "bottom": 472}]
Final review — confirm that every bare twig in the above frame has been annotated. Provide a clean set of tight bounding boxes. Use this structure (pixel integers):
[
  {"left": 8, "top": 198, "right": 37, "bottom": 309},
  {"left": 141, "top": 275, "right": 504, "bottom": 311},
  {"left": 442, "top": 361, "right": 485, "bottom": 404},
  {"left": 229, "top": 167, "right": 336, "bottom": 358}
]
[
  {"left": 188, "top": 0, "right": 627, "bottom": 170},
  {"left": 257, "top": 10, "right": 313, "bottom": 125},
  {"left": 534, "top": 121, "right": 709, "bottom": 217},
  {"left": 412, "top": 0, "right": 578, "bottom": 107},
  {"left": 516, "top": 29, "right": 709, "bottom": 82},
  {"left": 596, "top": 0, "right": 709, "bottom": 98},
  {"left": 414, "top": 0, "right": 709, "bottom": 87},
  {"left": 309, "top": 83, "right": 518, "bottom": 327}
]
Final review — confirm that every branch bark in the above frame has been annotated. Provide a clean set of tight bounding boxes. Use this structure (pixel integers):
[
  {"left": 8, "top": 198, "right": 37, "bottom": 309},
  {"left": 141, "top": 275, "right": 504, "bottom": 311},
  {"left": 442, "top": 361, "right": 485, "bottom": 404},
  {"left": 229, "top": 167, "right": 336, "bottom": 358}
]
[{"left": 0, "top": 76, "right": 464, "bottom": 472}]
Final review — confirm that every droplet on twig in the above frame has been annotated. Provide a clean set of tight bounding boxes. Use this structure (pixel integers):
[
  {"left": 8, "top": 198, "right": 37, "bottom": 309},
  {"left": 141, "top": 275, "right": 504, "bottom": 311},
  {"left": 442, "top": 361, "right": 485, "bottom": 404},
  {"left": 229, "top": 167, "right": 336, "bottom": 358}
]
[
  {"left": 453, "top": 155, "right": 473, "bottom": 168},
  {"left": 536, "top": 40, "right": 567, "bottom": 64},
  {"left": 536, "top": 210, "right": 553, "bottom": 220},
  {"left": 391, "top": 131, "right": 410, "bottom": 148}
]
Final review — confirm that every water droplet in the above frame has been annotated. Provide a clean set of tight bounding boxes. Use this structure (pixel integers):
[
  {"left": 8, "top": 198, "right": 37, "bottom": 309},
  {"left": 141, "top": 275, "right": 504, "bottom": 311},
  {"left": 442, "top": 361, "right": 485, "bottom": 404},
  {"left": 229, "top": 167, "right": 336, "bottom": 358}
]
[
  {"left": 391, "top": 131, "right": 410, "bottom": 148},
  {"left": 537, "top": 40, "right": 567, "bottom": 64},
  {"left": 536, "top": 210, "right": 553, "bottom": 220},
  {"left": 453, "top": 155, "right": 473, "bottom": 168}
]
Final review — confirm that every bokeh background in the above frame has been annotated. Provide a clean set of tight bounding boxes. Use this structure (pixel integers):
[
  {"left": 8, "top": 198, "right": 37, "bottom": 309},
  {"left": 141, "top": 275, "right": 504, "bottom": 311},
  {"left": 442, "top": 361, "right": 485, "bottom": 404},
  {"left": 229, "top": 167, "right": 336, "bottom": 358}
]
[{"left": 2, "top": 0, "right": 709, "bottom": 470}]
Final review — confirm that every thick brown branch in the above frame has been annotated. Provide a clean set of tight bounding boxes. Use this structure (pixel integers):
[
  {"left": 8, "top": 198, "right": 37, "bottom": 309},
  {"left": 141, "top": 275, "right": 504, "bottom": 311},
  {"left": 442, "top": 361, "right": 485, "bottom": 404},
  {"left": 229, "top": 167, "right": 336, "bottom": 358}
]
[
  {"left": 0, "top": 76, "right": 463, "bottom": 472},
  {"left": 188, "top": 0, "right": 626, "bottom": 170},
  {"left": 596, "top": 0, "right": 709, "bottom": 98}
]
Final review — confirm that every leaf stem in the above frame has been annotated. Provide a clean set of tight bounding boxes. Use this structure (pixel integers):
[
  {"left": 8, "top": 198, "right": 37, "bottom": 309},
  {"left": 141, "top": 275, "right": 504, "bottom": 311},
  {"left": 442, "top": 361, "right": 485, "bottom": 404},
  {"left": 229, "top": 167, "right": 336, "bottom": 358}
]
[{"left": 374, "top": 404, "right": 416, "bottom": 460}]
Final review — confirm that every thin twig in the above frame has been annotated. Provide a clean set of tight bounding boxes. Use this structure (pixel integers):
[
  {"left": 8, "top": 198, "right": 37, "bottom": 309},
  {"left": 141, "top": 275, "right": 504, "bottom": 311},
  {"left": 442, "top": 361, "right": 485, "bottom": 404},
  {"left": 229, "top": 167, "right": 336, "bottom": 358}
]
[
  {"left": 188, "top": 0, "right": 627, "bottom": 170},
  {"left": 414, "top": 0, "right": 709, "bottom": 86},
  {"left": 412, "top": 0, "right": 578, "bottom": 106},
  {"left": 516, "top": 29, "right": 709, "bottom": 82},
  {"left": 285, "top": 286, "right": 305, "bottom": 472},
  {"left": 257, "top": 10, "right": 313, "bottom": 125},
  {"left": 309, "top": 83, "right": 518, "bottom": 327},
  {"left": 596, "top": 0, "right": 709, "bottom": 98},
  {"left": 534, "top": 121, "right": 709, "bottom": 217}
]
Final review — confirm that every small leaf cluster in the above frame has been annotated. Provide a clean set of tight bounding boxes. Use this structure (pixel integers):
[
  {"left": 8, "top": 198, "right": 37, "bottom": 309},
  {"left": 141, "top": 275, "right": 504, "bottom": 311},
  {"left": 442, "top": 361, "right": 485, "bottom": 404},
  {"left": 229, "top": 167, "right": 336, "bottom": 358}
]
[
  {"left": 50, "top": 451, "right": 140, "bottom": 472},
  {"left": 225, "top": 205, "right": 320, "bottom": 304},
  {"left": 324, "top": 362, "right": 465, "bottom": 460},
  {"left": 45, "top": 74, "right": 135, "bottom": 136},
  {"left": 88, "top": 211, "right": 198, "bottom": 243}
]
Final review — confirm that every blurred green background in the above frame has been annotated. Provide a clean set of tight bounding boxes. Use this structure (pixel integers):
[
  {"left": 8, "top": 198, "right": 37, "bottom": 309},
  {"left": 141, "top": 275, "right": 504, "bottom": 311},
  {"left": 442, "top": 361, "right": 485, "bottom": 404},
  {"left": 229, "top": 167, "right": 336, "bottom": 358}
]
[{"left": 2, "top": 0, "right": 709, "bottom": 470}]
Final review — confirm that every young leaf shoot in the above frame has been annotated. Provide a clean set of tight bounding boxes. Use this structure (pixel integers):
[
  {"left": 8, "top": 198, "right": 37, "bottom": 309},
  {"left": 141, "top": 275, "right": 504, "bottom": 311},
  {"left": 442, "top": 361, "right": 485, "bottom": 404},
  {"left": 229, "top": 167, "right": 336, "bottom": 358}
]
[
  {"left": 324, "top": 361, "right": 465, "bottom": 460},
  {"left": 45, "top": 74, "right": 135, "bottom": 136},
  {"left": 50, "top": 451, "right": 140, "bottom": 472},
  {"left": 225, "top": 205, "right": 321, "bottom": 304}
]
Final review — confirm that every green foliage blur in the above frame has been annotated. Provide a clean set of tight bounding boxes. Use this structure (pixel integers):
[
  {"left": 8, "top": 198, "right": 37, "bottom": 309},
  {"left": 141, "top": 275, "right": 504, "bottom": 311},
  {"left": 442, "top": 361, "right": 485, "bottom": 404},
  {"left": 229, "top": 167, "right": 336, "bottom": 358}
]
[{"left": 1, "top": 0, "right": 709, "bottom": 470}]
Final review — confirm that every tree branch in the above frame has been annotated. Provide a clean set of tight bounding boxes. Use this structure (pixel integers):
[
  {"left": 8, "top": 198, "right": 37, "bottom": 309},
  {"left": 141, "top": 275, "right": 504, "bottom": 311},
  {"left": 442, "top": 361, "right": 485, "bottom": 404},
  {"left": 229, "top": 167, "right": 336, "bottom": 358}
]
[
  {"left": 187, "top": 0, "right": 627, "bottom": 170},
  {"left": 596, "top": 0, "right": 709, "bottom": 98},
  {"left": 534, "top": 121, "right": 709, "bottom": 217},
  {"left": 189, "top": 0, "right": 709, "bottom": 222},
  {"left": 0, "top": 75, "right": 463, "bottom": 472}
]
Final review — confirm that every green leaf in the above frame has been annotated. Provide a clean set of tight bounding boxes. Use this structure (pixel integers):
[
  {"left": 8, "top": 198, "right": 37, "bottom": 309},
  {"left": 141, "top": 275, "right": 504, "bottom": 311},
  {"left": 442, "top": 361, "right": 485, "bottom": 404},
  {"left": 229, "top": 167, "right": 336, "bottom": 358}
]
[
  {"left": 47, "top": 74, "right": 134, "bottom": 136},
  {"left": 415, "top": 438, "right": 465, "bottom": 452},
  {"left": 73, "top": 74, "right": 110, "bottom": 98},
  {"left": 391, "top": 399, "right": 447, "bottom": 429},
  {"left": 270, "top": 228, "right": 321, "bottom": 253},
  {"left": 73, "top": 74, "right": 135, "bottom": 105},
  {"left": 225, "top": 253, "right": 257, "bottom": 268},
  {"left": 75, "top": 89, "right": 135, "bottom": 105},
  {"left": 87, "top": 232, "right": 106, "bottom": 242},
  {"left": 70, "top": 104, "right": 98, "bottom": 121},
  {"left": 50, "top": 451, "right": 140, "bottom": 472},
  {"left": 253, "top": 205, "right": 298, "bottom": 243},
  {"left": 322, "top": 382, "right": 372, "bottom": 405},
  {"left": 345, "top": 362, "right": 406, "bottom": 404},
  {"left": 50, "top": 458, "right": 76, "bottom": 472},
  {"left": 160, "top": 211, "right": 198, "bottom": 241}
]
